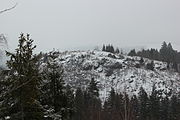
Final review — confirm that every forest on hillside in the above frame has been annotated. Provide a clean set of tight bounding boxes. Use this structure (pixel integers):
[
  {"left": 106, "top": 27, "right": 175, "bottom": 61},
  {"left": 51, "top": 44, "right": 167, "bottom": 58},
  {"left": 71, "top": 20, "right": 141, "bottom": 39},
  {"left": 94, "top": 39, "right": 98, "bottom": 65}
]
[
  {"left": 1, "top": 0, "right": 180, "bottom": 119},
  {"left": 0, "top": 34, "right": 179, "bottom": 120}
]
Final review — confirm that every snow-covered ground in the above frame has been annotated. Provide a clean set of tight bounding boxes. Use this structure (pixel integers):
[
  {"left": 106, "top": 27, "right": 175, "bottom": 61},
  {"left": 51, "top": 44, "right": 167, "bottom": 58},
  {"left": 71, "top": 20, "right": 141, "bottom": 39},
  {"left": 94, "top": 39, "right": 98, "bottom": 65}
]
[{"left": 46, "top": 50, "right": 180, "bottom": 101}]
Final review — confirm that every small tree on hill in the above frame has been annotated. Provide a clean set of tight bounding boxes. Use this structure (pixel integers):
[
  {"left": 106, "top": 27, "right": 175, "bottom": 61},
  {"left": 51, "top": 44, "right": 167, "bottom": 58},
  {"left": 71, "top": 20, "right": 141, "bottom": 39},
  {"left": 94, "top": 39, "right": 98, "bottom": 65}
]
[
  {"left": 146, "top": 61, "right": 154, "bottom": 71},
  {"left": 139, "top": 57, "right": 144, "bottom": 64},
  {"left": 128, "top": 49, "right": 137, "bottom": 56}
]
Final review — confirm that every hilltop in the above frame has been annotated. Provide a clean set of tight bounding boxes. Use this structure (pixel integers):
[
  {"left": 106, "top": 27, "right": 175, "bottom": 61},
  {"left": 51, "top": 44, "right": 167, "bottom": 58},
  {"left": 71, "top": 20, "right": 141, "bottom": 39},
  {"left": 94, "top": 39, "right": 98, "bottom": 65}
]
[{"left": 41, "top": 50, "right": 180, "bottom": 100}]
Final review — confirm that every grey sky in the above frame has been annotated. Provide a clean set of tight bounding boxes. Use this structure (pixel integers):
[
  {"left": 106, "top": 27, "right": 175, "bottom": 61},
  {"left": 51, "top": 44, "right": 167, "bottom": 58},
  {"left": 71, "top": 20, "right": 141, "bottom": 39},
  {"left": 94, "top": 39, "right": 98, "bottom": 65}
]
[{"left": 1, "top": 0, "right": 180, "bottom": 52}]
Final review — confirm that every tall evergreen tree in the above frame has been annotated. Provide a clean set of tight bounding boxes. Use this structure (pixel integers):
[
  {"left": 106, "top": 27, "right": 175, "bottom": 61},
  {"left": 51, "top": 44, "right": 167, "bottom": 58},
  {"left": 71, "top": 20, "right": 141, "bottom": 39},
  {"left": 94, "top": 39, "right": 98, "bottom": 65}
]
[
  {"left": 102, "top": 45, "right": 106, "bottom": 51},
  {"left": 103, "top": 88, "right": 116, "bottom": 120},
  {"left": 42, "top": 51, "right": 73, "bottom": 120},
  {"left": 3, "top": 34, "right": 43, "bottom": 120},
  {"left": 74, "top": 88, "right": 85, "bottom": 120},
  {"left": 159, "top": 96, "right": 169, "bottom": 120},
  {"left": 169, "top": 95, "right": 178, "bottom": 120},
  {"left": 115, "top": 48, "right": 120, "bottom": 54},
  {"left": 86, "top": 78, "right": 101, "bottom": 120},
  {"left": 160, "top": 41, "right": 168, "bottom": 62},
  {"left": 149, "top": 85, "right": 160, "bottom": 120},
  {"left": 138, "top": 87, "right": 149, "bottom": 120}
]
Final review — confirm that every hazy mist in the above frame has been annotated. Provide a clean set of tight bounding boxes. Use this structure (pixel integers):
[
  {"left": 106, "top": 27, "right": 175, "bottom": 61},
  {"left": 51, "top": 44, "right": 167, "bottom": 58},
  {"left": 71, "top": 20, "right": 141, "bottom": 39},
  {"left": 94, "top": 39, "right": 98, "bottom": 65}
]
[{"left": 1, "top": 0, "right": 180, "bottom": 52}]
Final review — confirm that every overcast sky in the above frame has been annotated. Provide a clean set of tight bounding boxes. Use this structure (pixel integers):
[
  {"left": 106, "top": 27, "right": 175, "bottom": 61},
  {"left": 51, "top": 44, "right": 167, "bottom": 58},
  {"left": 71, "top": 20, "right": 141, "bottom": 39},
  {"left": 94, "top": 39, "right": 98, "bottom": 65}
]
[{"left": 1, "top": 0, "right": 180, "bottom": 52}]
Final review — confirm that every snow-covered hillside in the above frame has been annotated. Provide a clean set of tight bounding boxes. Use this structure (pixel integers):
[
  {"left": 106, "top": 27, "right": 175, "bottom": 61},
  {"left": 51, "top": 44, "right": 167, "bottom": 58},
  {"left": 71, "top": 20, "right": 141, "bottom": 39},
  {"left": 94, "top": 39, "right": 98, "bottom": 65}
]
[
  {"left": 45, "top": 50, "right": 180, "bottom": 100},
  {"left": 0, "top": 34, "right": 8, "bottom": 68}
]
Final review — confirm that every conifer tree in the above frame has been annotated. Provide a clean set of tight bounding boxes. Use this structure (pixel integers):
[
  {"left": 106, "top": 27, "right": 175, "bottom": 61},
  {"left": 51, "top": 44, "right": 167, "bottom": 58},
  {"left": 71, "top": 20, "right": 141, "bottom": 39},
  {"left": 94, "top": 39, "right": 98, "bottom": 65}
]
[
  {"left": 128, "top": 49, "right": 137, "bottom": 56},
  {"left": 138, "top": 87, "right": 149, "bottom": 120},
  {"left": 103, "top": 88, "right": 116, "bottom": 120},
  {"left": 160, "top": 41, "right": 168, "bottom": 62},
  {"left": 42, "top": 51, "right": 73, "bottom": 120},
  {"left": 159, "top": 96, "right": 169, "bottom": 120},
  {"left": 102, "top": 45, "right": 106, "bottom": 51},
  {"left": 4, "top": 34, "right": 43, "bottom": 120},
  {"left": 74, "top": 88, "right": 85, "bottom": 120},
  {"left": 115, "top": 48, "right": 120, "bottom": 54},
  {"left": 149, "top": 85, "right": 160, "bottom": 120},
  {"left": 169, "top": 95, "right": 178, "bottom": 120},
  {"left": 86, "top": 78, "right": 101, "bottom": 120},
  {"left": 139, "top": 57, "right": 144, "bottom": 65},
  {"left": 146, "top": 61, "right": 154, "bottom": 71}
]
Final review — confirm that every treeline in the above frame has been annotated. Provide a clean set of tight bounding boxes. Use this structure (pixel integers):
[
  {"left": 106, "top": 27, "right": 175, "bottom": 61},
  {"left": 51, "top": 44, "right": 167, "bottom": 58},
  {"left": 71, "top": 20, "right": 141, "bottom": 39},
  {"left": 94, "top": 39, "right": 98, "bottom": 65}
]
[
  {"left": 128, "top": 42, "right": 180, "bottom": 71},
  {"left": 72, "top": 79, "right": 180, "bottom": 120},
  {"left": 102, "top": 44, "right": 120, "bottom": 54}
]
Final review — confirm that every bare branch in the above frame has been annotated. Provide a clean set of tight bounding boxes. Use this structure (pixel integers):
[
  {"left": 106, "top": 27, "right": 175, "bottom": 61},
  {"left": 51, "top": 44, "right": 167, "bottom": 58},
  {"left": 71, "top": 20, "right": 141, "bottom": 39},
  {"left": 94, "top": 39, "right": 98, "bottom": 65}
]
[{"left": 0, "top": 3, "right": 18, "bottom": 14}]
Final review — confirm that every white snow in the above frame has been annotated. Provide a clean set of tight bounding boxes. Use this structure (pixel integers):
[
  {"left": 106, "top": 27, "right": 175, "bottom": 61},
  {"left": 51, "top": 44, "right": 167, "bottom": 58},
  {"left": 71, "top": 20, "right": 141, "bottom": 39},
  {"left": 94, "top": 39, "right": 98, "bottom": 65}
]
[{"left": 41, "top": 50, "right": 180, "bottom": 100}]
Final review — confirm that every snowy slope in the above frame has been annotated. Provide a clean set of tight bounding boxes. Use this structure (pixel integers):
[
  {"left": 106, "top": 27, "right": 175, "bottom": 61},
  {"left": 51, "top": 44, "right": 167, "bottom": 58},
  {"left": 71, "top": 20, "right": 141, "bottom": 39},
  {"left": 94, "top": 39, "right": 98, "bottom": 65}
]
[
  {"left": 43, "top": 50, "right": 180, "bottom": 100},
  {"left": 0, "top": 34, "right": 8, "bottom": 68}
]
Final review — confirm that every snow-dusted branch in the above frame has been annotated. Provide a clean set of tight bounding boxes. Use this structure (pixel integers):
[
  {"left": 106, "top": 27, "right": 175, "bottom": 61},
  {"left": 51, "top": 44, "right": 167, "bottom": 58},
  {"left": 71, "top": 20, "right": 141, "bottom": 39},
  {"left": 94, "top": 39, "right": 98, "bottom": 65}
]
[{"left": 0, "top": 3, "right": 17, "bottom": 14}]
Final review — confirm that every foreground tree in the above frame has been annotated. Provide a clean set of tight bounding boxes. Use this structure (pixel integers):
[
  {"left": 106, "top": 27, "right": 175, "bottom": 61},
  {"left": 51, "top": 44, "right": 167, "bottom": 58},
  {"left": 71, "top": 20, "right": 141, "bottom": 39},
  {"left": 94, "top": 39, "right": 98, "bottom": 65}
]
[
  {"left": 86, "top": 78, "right": 101, "bottom": 120},
  {"left": 42, "top": 51, "right": 74, "bottom": 120},
  {"left": 3, "top": 34, "right": 43, "bottom": 119},
  {"left": 73, "top": 88, "right": 85, "bottom": 120}
]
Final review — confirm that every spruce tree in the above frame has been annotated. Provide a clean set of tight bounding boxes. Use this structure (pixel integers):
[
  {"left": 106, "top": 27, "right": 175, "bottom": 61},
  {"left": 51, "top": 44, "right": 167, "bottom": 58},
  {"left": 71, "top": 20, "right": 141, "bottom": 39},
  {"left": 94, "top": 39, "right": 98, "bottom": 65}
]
[
  {"left": 146, "top": 61, "right": 154, "bottom": 71},
  {"left": 139, "top": 57, "right": 144, "bottom": 65},
  {"left": 74, "top": 88, "right": 85, "bottom": 120},
  {"left": 115, "top": 48, "right": 120, "bottom": 54},
  {"left": 86, "top": 78, "right": 101, "bottom": 120},
  {"left": 128, "top": 49, "right": 137, "bottom": 56},
  {"left": 103, "top": 88, "right": 116, "bottom": 120},
  {"left": 149, "top": 85, "right": 160, "bottom": 120},
  {"left": 169, "top": 95, "right": 178, "bottom": 120},
  {"left": 5, "top": 34, "right": 43, "bottom": 120},
  {"left": 160, "top": 41, "right": 168, "bottom": 62},
  {"left": 42, "top": 51, "right": 73, "bottom": 120},
  {"left": 138, "top": 87, "right": 149, "bottom": 120},
  {"left": 64, "top": 85, "right": 75, "bottom": 120},
  {"left": 102, "top": 45, "right": 106, "bottom": 51},
  {"left": 159, "top": 96, "right": 169, "bottom": 120}
]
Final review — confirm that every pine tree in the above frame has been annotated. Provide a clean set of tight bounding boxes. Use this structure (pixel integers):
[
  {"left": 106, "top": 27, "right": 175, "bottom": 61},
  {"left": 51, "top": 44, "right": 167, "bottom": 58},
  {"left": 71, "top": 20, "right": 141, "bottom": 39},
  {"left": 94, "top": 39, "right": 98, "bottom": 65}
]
[
  {"left": 169, "top": 95, "right": 178, "bottom": 120},
  {"left": 46, "top": 51, "right": 65, "bottom": 113},
  {"left": 4, "top": 34, "right": 43, "bottom": 120},
  {"left": 0, "top": 70, "right": 11, "bottom": 119},
  {"left": 149, "top": 85, "right": 160, "bottom": 120},
  {"left": 130, "top": 95, "right": 139, "bottom": 120},
  {"left": 138, "top": 87, "right": 149, "bottom": 120},
  {"left": 87, "top": 78, "right": 99, "bottom": 98},
  {"left": 42, "top": 51, "right": 73, "bottom": 120},
  {"left": 146, "top": 61, "right": 154, "bottom": 71},
  {"left": 74, "top": 88, "right": 86, "bottom": 120},
  {"left": 139, "top": 57, "right": 144, "bottom": 65},
  {"left": 128, "top": 49, "right": 136, "bottom": 56},
  {"left": 110, "top": 45, "right": 115, "bottom": 53},
  {"left": 103, "top": 88, "right": 116, "bottom": 120},
  {"left": 64, "top": 85, "right": 75, "bottom": 120},
  {"left": 160, "top": 41, "right": 168, "bottom": 62},
  {"left": 102, "top": 45, "right": 106, "bottom": 51},
  {"left": 86, "top": 78, "right": 101, "bottom": 120},
  {"left": 115, "top": 48, "right": 120, "bottom": 54},
  {"left": 159, "top": 96, "right": 169, "bottom": 120}
]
